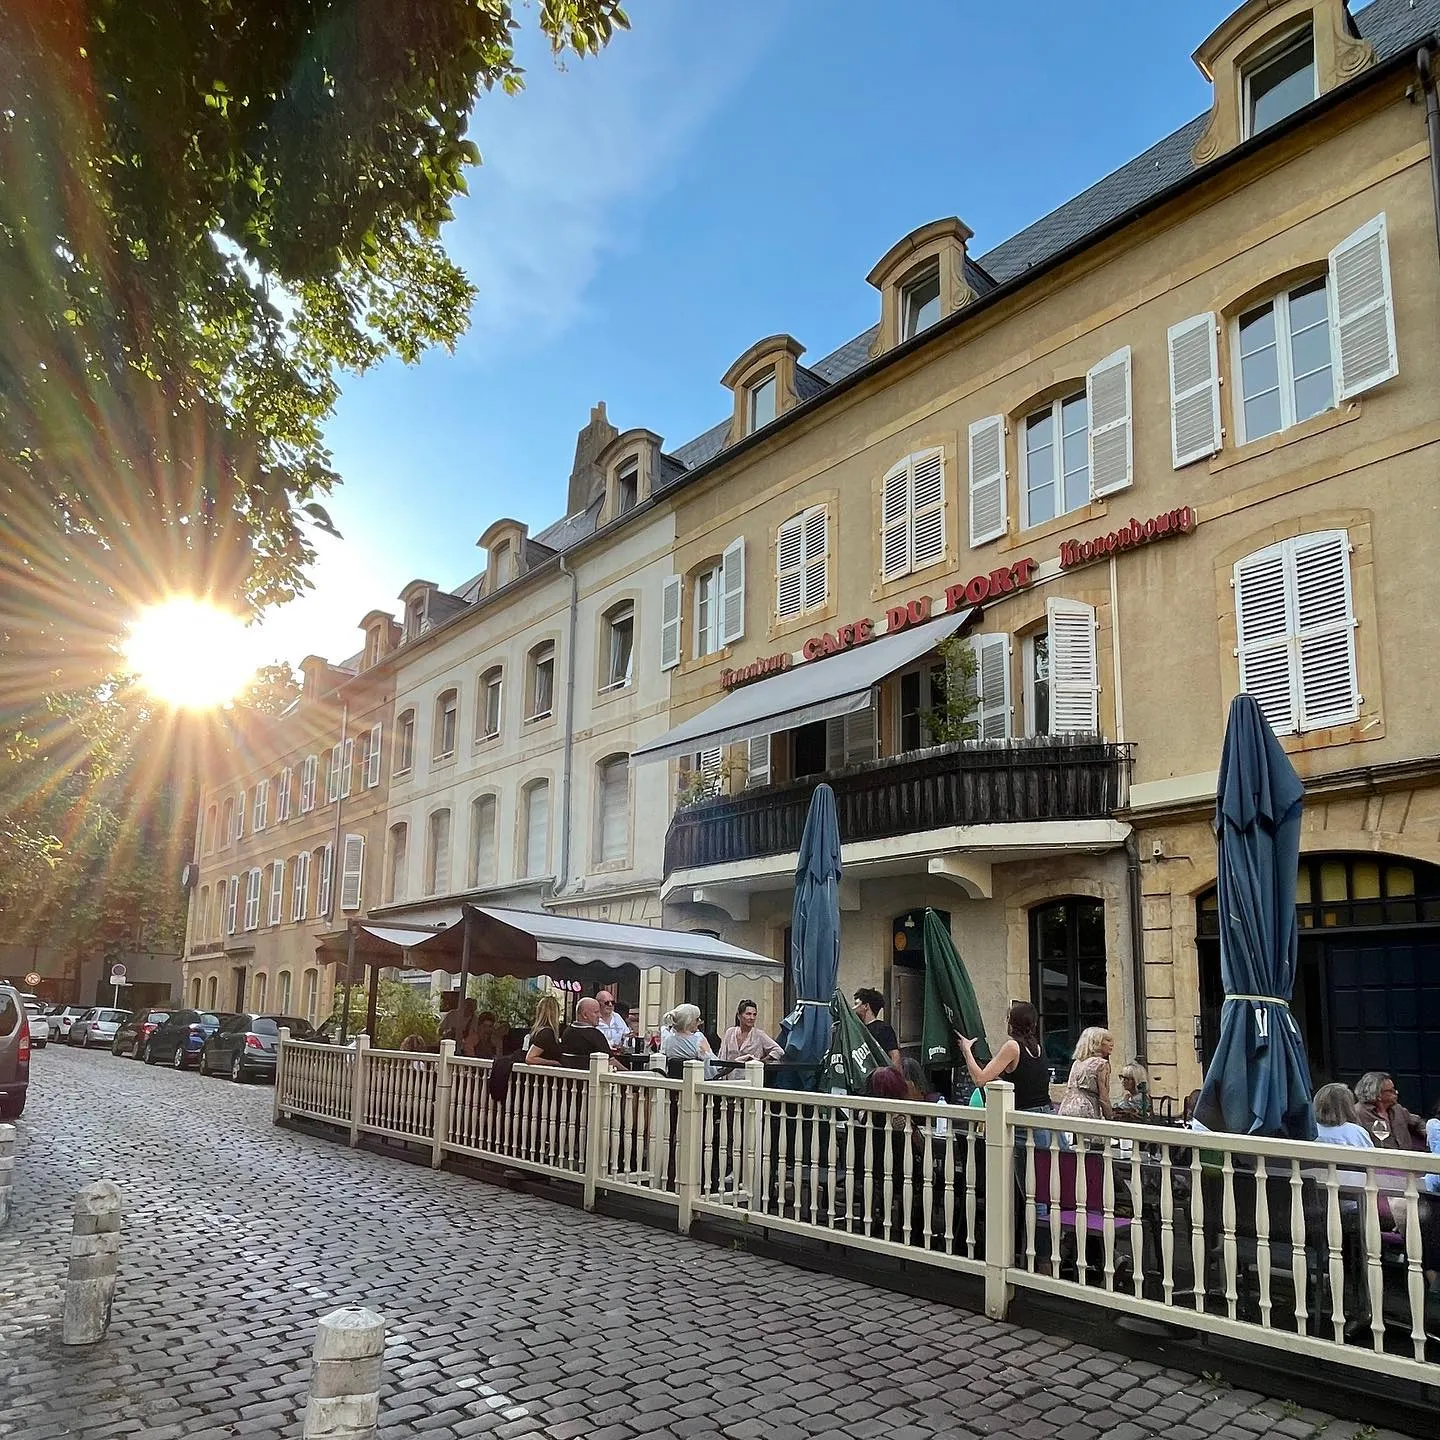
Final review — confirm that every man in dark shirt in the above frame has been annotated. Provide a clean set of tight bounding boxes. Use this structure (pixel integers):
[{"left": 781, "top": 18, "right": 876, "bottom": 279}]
[
  {"left": 559, "top": 997, "right": 617, "bottom": 1069},
  {"left": 853, "top": 987, "right": 901, "bottom": 1070}
]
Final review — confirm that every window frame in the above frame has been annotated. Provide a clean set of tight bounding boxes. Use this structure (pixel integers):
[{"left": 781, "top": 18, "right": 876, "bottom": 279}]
[
  {"left": 394, "top": 711, "right": 416, "bottom": 776},
  {"left": 1028, "top": 896, "right": 1108, "bottom": 1067},
  {"left": 595, "top": 754, "right": 631, "bottom": 867},
  {"left": 425, "top": 809, "right": 451, "bottom": 897},
  {"left": 477, "top": 667, "right": 503, "bottom": 743},
  {"left": 526, "top": 642, "right": 556, "bottom": 722},
  {"left": 601, "top": 602, "right": 635, "bottom": 693},
  {"left": 900, "top": 261, "right": 942, "bottom": 342},
  {"left": 693, "top": 564, "right": 722, "bottom": 659},
  {"left": 747, "top": 369, "right": 777, "bottom": 434},
  {"left": 386, "top": 823, "right": 408, "bottom": 905},
  {"left": 468, "top": 793, "right": 498, "bottom": 889},
  {"left": 522, "top": 778, "right": 551, "bottom": 879},
  {"left": 1020, "top": 389, "right": 1090, "bottom": 530},
  {"left": 1230, "top": 275, "right": 1334, "bottom": 446},
  {"left": 434, "top": 688, "right": 459, "bottom": 760},
  {"left": 1241, "top": 25, "right": 1316, "bottom": 141},
  {"left": 615, "top": 457, "right": 639, "bottom": 515}
]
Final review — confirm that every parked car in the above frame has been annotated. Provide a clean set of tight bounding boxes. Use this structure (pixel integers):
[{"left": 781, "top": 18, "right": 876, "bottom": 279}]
[
  {"left": 145, "top": 1010, "right": 233, "bottom": 1069},
  {"left": 199, "top": 1013, "right": 319, "bottom": 1083},
  {"left": 112, "top": 1005, "right": 189, "bottom": 1060},
  {"left": 72, "top": 1008, "right": 130, "bottom": 1049},
  {"left": 49, "top": 1006, "right": 89, "bottom": 1042},
  {"left": 18, "top": 996, "right": 49, "bottom": 1047},
  {"left": 0, "top": 985, "right": 29, "bottom": 1119}
]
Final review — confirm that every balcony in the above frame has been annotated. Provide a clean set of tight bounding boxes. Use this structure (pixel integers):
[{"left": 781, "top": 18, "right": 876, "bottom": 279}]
[{"left": 663, "top": 738, "right": 1133, "bottom": 876}]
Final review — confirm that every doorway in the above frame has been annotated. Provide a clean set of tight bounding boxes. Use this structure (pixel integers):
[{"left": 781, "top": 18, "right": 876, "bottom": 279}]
[{"left": 231, "top": 967, "right": 248, "bottom": 1013}]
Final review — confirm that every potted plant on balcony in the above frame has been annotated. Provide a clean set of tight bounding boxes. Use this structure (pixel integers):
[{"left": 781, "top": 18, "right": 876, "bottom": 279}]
[{"left": 919, "top": 636, "right": 981, "bottom": 745}]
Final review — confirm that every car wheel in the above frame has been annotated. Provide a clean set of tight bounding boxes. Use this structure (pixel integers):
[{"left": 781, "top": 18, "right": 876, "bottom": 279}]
[
  {"left": 198, "top": 1049, "right": 210, "bottom": 1077},
  {"left": 230, "top": 1053, "right": 246, "bottom": 1084},
  {"left": 0, "top": 1092, "right": 24, "bottom": 1120},
  {"left": 171, "top": 1045, "right": 187, "bottom": 1071},
  {"left": 143, "top": 1042, "right": 156, "bottom": 1065}
]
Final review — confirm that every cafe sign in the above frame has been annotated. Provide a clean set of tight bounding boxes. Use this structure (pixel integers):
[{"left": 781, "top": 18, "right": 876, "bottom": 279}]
[{"left": 1059, "top": 505, "right": 1195, "bottom": 570}]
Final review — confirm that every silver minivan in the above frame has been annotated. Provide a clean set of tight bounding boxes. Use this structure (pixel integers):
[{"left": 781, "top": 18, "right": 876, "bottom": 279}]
[{"left": 0, "top": 984, "right": 30, "bottom": 1119}]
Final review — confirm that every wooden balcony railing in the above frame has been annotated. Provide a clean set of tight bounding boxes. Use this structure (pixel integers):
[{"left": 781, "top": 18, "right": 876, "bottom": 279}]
[{"left": 663, "top": 737, "right": 1133, "bottom": 875}]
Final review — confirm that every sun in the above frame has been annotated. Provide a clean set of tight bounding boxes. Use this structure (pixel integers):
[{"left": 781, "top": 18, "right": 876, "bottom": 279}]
[{"left": 123, "top": 598, "right": 257, "bottom": 709}]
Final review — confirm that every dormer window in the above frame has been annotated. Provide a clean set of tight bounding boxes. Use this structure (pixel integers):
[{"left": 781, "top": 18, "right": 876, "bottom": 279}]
[
  {"left": 404, "top": 597, "right": 425, "bottom": 641},
  {"left": 1244, "top": 26, "right": 1314, "bottom": 137},
  {"left": 616, "top": 459, "right": 639, "bottom": 515},
  {"left": 722, "top": 336, "right": 805, "bottom": 444},
  {"left": 492, "top": 541, "right": 514, "bottom": 588},
  {"left": 747, "top": 371, "right": 777, "bottom": 434},
  {"left": 901, "top": 263, "right": 942, "bottom": 341}
]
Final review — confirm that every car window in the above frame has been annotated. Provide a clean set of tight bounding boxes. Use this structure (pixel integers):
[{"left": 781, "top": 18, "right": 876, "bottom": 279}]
[
  {"left": 199, "top": 1013, "right": 223, "bottom": 1027},
  {"left": 251, "top": 1018, "right": 279, "bottom": 1037},
  {"left": 0, "top": 993, "right": 19, "bottom": 1036},
  {"left": 99, "top": 1009, "right": 127, "bottom": 1022},
  {"left": 79, "top": 1008, "right": 97, "bottom": 1020}
]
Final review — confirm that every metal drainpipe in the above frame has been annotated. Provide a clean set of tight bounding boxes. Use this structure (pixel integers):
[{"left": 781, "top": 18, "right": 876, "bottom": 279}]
[
  {"left": 1109, "top": 553, "right": 1146, "bottom": 1063},
  {"left": 555, "top": 556, "right": 580, "bottom": 898},
  {"left": 330, "top": 701, "right": 351, "bottom": 1036},
  {"left": 1420, "top": 47, "right": 1440, "bottom": 270}
]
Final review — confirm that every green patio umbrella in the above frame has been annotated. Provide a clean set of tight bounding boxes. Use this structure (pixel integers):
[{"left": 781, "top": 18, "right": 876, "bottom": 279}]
[
  {"left": 823, "top": 988, "right": 889, "bottom": 1093},
  {"left": 920, "top": 909, "right": 990, "bottom": 1070}
]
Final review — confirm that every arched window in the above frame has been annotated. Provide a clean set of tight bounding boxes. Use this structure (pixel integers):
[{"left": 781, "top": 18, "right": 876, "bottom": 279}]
[
  {"left": 596, "top": 756, "right": 630, "bottom": 865},
  {"left": 469, "top": 795, "right": 497, "bottom": 888},
  {"left": 394, "top": 711, "right": 416, "bottom": 774},
  {"left": 600, "top": 603, "right": 634, "bottom": 692},
  {"left": 302, "top": 969, "right": 320, "bottom": 1026},
  {"left": 434, "top": 688, "right": 459, "bottom": 759},
  {"left": 190, "top": 976, "right": 202, "bottom": 1007},
  {"left": 252, "top": 972, "right": 268, "bottom": 1013},
  {"left": 522, "top": 780, "right": 550, "bottom": 878},
  {"left": 477, "top": 666, "right": 503, "bottom": 742},
  {"left": 197, "top": 886, "right": 209, "bottom": 940},
  {"left": 219, "top": 796, "right": 234, "bottom": 847},
  {"left": 425, "top": 809, "right": 451, "bottom": 895},
  {"left": 205, "top": 804, "right": 218, "bottom": 854},
  {"left": 387, "top": 823, "right": 408, "bottom": 904},
  {"left": 1029, "top": 897, "right": 1106, "bottom": 1067},
  {"left": 277, "top": 971, "right": 293, "bottom": 1013},
  {"left": 205, "top": 975, "right": 218, "bottom": 1010},
  {"left": 526, "top": 643, "right": 556, "bottom": 721}
]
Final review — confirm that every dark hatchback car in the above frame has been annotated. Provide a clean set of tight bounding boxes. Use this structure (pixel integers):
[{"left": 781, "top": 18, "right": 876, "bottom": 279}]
[
  {"left": 199, "top": 1013, "right": 319, "bottom": 1083},
  {"left": 144, "top": 1010, "right": 234, "bottom": 1069},
  {"left": 112, "top": 1005, "right": 189, "bottom": 1060}
]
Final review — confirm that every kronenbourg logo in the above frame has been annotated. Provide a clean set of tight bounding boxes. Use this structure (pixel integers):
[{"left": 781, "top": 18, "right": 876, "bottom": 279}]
[{"left": 927, "top": 1044, "right": 948, "bottom": 1060}]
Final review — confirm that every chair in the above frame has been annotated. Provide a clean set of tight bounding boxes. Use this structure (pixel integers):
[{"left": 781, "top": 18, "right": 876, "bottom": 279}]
[{"left": 1028, "top": 1148, "right": 1136, "bottom": 1283}]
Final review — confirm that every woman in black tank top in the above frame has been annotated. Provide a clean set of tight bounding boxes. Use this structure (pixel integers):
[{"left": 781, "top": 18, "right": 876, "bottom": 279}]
[{"left": 958, "top": 1001, "right": 1056, "bottom": 1112}]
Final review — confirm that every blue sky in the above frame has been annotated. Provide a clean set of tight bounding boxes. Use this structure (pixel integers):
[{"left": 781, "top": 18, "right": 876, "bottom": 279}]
[{"left": 254, "top": 0, "right": 1237, "bottom": 666}]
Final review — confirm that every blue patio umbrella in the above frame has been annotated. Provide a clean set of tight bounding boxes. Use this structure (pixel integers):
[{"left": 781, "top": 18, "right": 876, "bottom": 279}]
[
  {"left": 1193, "top": 695, "right": 1316, "bottom": 1140},
  {"left": 780, "top": 783, "right": 842, "bottom": 1079}
]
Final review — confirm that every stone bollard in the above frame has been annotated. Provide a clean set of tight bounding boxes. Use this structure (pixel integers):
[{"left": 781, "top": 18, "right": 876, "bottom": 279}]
[
  {"left": 0, "top": 1123, "right": 14, "bottom": 1228},
  {"left": 302, "top": 1307, "right": 386, "bottom": 1440},
  {"left": 61, "top": 1180, "right": 123, "bottom": 1346}
]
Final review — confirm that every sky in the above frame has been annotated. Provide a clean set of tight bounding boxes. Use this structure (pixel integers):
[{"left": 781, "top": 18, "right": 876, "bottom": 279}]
[{"left": 251, "top": 0, "right": 1239, "bottom": 668}]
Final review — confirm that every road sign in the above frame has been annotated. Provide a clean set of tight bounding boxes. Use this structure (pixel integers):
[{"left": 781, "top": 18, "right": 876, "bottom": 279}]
[
  {"left": 109, "top": 964, "right": 128, "bottom": 986},
  {"left": 23, "top": 971, "right": 41, "bottom": 988}
]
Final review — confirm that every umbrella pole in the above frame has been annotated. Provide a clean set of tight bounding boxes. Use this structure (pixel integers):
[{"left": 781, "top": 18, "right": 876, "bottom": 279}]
[
  {"left": 339, "top": 925, "right": 356, "bottom": 1045},
  {"left": 457, "top": 911, "right": 472, "bottom": 1019}
]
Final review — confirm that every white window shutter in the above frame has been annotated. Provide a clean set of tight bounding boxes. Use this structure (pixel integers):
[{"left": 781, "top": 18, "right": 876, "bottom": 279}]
[
  {"left": 268, "top": 859, "right": 285, "bottom": 926},
  {"left": 1087, "top": 346, "right": 1133, "bottom": 497},
  {"left": 1047, "top": 599, "right": 1099, "bottom": 734},
  {"left": 911, "top": 448, "right": 945, "bottom": 570},
  {"left": 300, "top": 755, "right": 317, "bottom": 812},
  {"left": 252, "top": 784, "right": 266, "bottom": 831},
  {"left": 599, "top": 760, "right": 630, "bottom": 864},
  {"left": 226, "top": 876, "right": 239, "bottom": 935},
  {"left": 244, "top": 869, "right": 261, "bottom": 931},
  {"left": 719, "top": 537, "right": 746, "bottom": 645},
  {"left": 826, "top": 702, "right": 877, "bottom": 769},
  {"left": 277, "top": 767, "right": 291, "bottom": 822},
  {"left": 973, "top": 634, "right": 1011, "bottom": 740},
  {"left": 367, "top": 724, "right": 382, "bottom": 787},
  {"left": 341, "top": 738, "right": 354, "bottom": 797},
  {"left": 340, "top": 833, "right": 365, "bottom": 911},
  {"left": 881, "top": 460, "right": 911, "bottom": 580},
  {"left": 1167, "top": 313, "right": 1221, "bottom": 467},
  {"left": 698, "top": 747, "right": 723, "bottom": 782},
  {"left": 470, "top": 798, "right": 496, "bottom": 887},
  {"left": 291, "top": 852, "right": 309, "bottom": 922},
  {"left": 746, "top": 734, "right": 771, "bottom": 788},
  {"left": 660, "top": 574, "right": 683, "bottom": 671},
  {"left": 1292, "top": 531, "right": 1358, "bottom": 730},
  {"left": 327, "top": 745, "right": 342, "bottom": 803},
  {"left": 315, "top": 846, "right": 333, "bottom": 917},
  {"left": 1328, "top": 212, "right": 1397, "bottom": 400},
  {"left": 776, "top": 516, "right": 805, "bottom": 620},
  {"left": 802, "top": 507, "right": 828, "bottom": 612},
  {"left": 235, "top": 789, "right": 245, "bottom": 839},
  {"left": 967, "top": 415, "right": 1007, "bottom": 546},
  {"left": 1234, "top": 544, "right": 1296, "bottom": 734},
  {"left": 524, "top": 787, "right": 549, "bottom": 877}
]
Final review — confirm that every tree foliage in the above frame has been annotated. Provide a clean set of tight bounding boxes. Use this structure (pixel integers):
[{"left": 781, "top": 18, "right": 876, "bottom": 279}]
[
  {"left": 920, "top": 636, "right": 982, "bottom": 745},
  {"left": 237, "top": 662, "right": 302, "bottom": 716}
]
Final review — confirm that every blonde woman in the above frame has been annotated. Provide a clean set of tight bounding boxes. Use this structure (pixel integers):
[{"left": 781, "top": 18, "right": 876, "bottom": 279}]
[
  {"left": 523, "top": 992, "right": 566, "bottom": 1067},
  {"left": 1057, "top": 1027, "right": 1115, "bottom": 1121},
  {"left": 659, "top": 1004, "right": 713, "bottom": 1063}
]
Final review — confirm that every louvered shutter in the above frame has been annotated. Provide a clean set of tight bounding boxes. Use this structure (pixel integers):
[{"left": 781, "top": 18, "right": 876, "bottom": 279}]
[
  {"left": 826, "top": 703, "right": 877, "bottom": 769},
  {"left": 1047, "top": 599, "right": 1099, "bottom": 734},
  {"left": 912, "top": 448, "right": 945, "bottom": 570},
  {"left": 524, "top": 786, "right": 549, "bottom": 877},
  {"left": 971, "top": 634, "right": 1011, "bottom": 740},
  {"left": 367, "top": 724, "right": 383, "bottom": 787},
  {"left": 1234, "top": 544, "right": 1296, "bottom": 734},
  {"left": 599, "top": 759, "right": 630, "bottom": 863},
  {"left": 300, "top": 755, "right": 317, "bottom": 812},
  {"left": 1167, "top": 313, "right": 1221, "bottom": 467},
  {"left": 291, "top": 852, "right": 309, "bottom": 921},
  {"left": 244, "top": 869, "right": 262, "bottom": 930},
  {"left": 776, "top": 516, "right": 805, "bottom": 620},
  {"left": 226, "top": 876, "right": 239, "bottom": 935},
  {"left": 660, "top": 575, "right": 683, "bottom": 670},
  {"left": 802, "top": 507, "right": 828, "bottom": 611},
  {"left": 719, "top": 538, "right": 746, "bottom": 645},
  {"left": 341, "top": 738, "right": 354, "bottom": 797},
  {"left": 1292, "top": 531, "right": 1358, "bottom": 730},
  {"left": 277, "top": 768, "right": 291, "bottom": 822},
  {"left": 268, "top": 859, "right": 285, "bottom": 926},
  {"left": 235, "top": 789, "right": 245, "bottom": 839},
  {"left": 746, "top": 734, "right": 771, "bottom": 788},
  {"left": 968, "top": 415, "right": 1006, "bottom": 546},
  {"left": 315, "top": 845, "right": 333, "bottom": 917},
  {"left": 253, "top": 783, "right": 267, "bottom": 831},
  {"left": 1328, "top": 213, "right": 1397, "bottom": 399},
  {"left": 698, "top": 748, "right": 723, "bottom": 783},
  {"left": 327, "top": 746, "right": 342, "bottom": 803},
  {"left": 470, "top": 797, "right": 496, "bottom": 887},
  {"left": 1087, "top": 346, "right": 1133, "bottom": 497},
  {"left": 340, "top": 833, "right": 365, "bottom": 911},
  {"left": 881, "top": 460, "right": 911, "bottom": 580}
]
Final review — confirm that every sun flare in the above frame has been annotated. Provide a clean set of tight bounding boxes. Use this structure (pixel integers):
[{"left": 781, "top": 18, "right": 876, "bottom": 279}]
[{"left": 123, "top": 598, "right": 256, "bottom": 709}]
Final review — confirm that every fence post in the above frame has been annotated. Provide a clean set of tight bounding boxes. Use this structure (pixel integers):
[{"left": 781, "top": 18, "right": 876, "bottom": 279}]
[
  {"left": 0, "top": 1123, "right": 14, "bottom": 1228},
  {"left": 582, "top": 1050, "right": 607, "bottom": 1211},
  {"left": 302, "top": 1306, "right": 386, "bottom": 1440},
  {"left": 61, "top": 1180, "right": 123, "bottom": 1346},
  {"left": 274, "top": 1027, "right": 290, "bottom": 1125},
  {"left": 348, "top": 1034, "right": 370, "bottom": 1148},
  {"left": 676, "top": 1059, "right": 704, "bottom": 1235},
  {"left": 983, "top": 1079, "right": 1015, "bottom": 1320},
  {"left": 744, "top": 1061, "right": 765, "bottom": 1211},
  {"left": 431, "top": 1040, "right": 455, "bottom": 1169}
]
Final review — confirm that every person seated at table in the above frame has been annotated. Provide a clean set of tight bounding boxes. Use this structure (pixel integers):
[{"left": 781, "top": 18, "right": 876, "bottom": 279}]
[
  {"left": 593, "top": 990, "right": 630, "bottom": 1048},
  {"left": 468, "top": 1010, "right": 502, "bottom": 1060},
  {"left": 522, "top": 993, "right": 565, "bottom": 1065},
  {"left": 957, "top": 1001, "right": 1054, "bottom": 1117},
  {"left": 1313, "top": 1082, "right": 1376, "bottom": 1148},
  {"left": 1112, "top": 1061, "right": 1151, "bottom": 1120},
  {"left": 1355, "top": 1071, "right": 1427, "bottom": 1150},
  {"left": 718, "top": 998, "right": 783, "bottom": 1075},
  {"left": 660, "top": 1004, "right": 714, "bottom": 1063},
  {"left": 560, "top": 997, "right": 622, "bottom": 1069},
  {"left": 902, "top": 1057, "right": 942, "bottom": 1105},
  {"left": 1057, "top": 1028, "right": 1114, "bottom": 1122},
  {"left": 852, "top": 988, "right": 901, "bottom": 1070}
]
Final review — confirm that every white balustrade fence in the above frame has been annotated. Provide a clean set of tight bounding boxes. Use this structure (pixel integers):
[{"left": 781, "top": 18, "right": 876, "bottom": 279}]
[{"left": 275, "top": 1038, "right": 1440, "bottom": 1384}]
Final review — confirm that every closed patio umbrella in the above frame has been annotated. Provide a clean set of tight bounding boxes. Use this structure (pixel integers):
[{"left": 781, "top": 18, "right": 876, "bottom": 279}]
[
  {"left": 919, "top": 909, "right": 990, "bottom": 1071},
  {"left": 1194, "top": 695, "right": 1316, "bottom": 1139},
  {"left": 779, "top": 783, "right": 842, "bottom": 1081},
  {"left": 823, "top": 987, "right": 890, "bottom": 1093}
]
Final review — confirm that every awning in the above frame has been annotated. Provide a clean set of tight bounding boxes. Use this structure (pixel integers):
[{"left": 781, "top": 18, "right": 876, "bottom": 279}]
[
  {"left": 316, "top": 904, "right": 781, "bottom": 982},
  {"left": 632, "top": 606, "right": 979, "bottom": 763}
]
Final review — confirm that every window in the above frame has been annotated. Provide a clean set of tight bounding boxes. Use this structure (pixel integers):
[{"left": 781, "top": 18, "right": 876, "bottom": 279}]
[
  {"left": 478, "top": 668, "right": 503, "bottom": 741},
  {"left": 387, "top": 823, "right": 408, "bottom": 905},
  {"left": 1234, "top": 530, "right": 1357, "bottom": 735},
  {"left": 491, "top": 541, "right": 514, "bottom": 589},
  {"left": 365, "top": 723, "right": 382, "bottom": 787},
  {"left": 434, "top": 689, "right": 458, "bottom": 759},
  {"left": 1024, "top": 632, "right": 1050, "bottom": 738},
  {"left": 275, "top": 768, "right": 292, "bottom": 823},
  {"left": 745, "top": 735, "right": 771, "bottom": 788},
  {"left": 597, "top": 756, "right": 630, "bottom": 865},
  {"left": 340, "top": 737, "right": 354, "bottom": 797},
  {"left": 267, "top": 860, "right": 285, "bottom": 926},
  {"left": 693, "top": 565, "right": 720, "bottom": 658},
  {"left": 325, "top": 745, "right": 342, "bottom": 803},
  {"left": 395, "top": 712, "right": 415, "bottom": 774},
  {"left": 1236, "top": 278, "right": 1332, "bottom": 443},
  {"left": 190, "top": 977, "right": 202, "bottom": 1007},
  {"left": 205, "top": 975, "right": 218, "bottom": 1010},
  {"left": 243, "top": 869, "right": 262, "bottom": 931},
  {"left": 616, "top": 458, "right": 639, "bottom": 515},
  {"left": 314, "top": 844, "right": 333, "bottom": 918},
  {"left": 660, "top": 575, "right": 683, "bottom": 671},
  {"left": 1030, "top": 898, "right": 1108, "bottom": 1067},
  {"left": 1243, "top": 27, "right": 1315, "bottom": 138},
  {"left": 968, "top": 415, "right": 1007, "bottom": 546},
  {"left": 299, "top": 754, "right": 318, "bottom": 812},
  {"left": 252, "top": 783, "right": 268, "bottom": 832},
  {"left": 220, "top": 797, "right": 234, "bottom": 848},
  {"left": 1047, "top": 598, "right": 1099, "bottom": 734},
  {"left": 468, "top": 796, "right": 497, "bottom": 888},
  {"left": 747, "top": 371, "right": 776, "bottom": 433},
  {"left": 425, "top": 810, "right": 451, "bottom": 896},
  {"left": 404, "top": 596, "right": 425, "bottom": 641},
  {"left": 196, "top": 885, "right": 209, "bottom": 941},
  {"left": 213, "top": 885, "right": 227, "bottom": 939},
  {"left": 234, "top": 788, "right": 245, "bottom": 839},
  {"left": 302, "top": 969, "right": 319, "bottom": 1026},
  {"left": 523, "top": 780, "right": 550, "bottom": 878},
  {"left": 1023, "top": 392, "right": 1089, "bottom": 527},
  {"left": 204, "top": 804, "right": 217, "bottom": 854},
  {"left": 964, "top": 634, "right": 1011, "bottom": 741},
  {"left": 277, "top": 971, "right": 292, "bottom": 1013},
  {"left": 880, "top": 448, "right": 945, "bottom": 581},
  {"left": 602, "top": 604, "right": 634, "bottom": 691},
  {"left": 339, "top": 833, "right": 365, "bottom": 911},
  {"left": 527, "top": 643, "right": 555, "bottom": 721},
  {"left": 291, "top": 851, "right": 310, "bottom": 922},
  {"left": 775, "top": 506, "right": 827, "bottom": 621},
  {"left": 900, "top": 263, "right": 941, "bottom": 341},
  {"left": 252, "top": 972, "right": 268, "bottom": 1013}
]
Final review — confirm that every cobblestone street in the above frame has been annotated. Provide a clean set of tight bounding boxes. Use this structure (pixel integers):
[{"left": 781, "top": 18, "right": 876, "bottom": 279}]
[{"left": 0, "top": 1046, "right": 1424, "bottom": 1440}]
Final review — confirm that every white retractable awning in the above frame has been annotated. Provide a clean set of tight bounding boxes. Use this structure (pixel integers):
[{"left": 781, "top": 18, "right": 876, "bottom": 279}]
[{"left": 632, "top": 606, "right": 979, "bottom": 763}]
